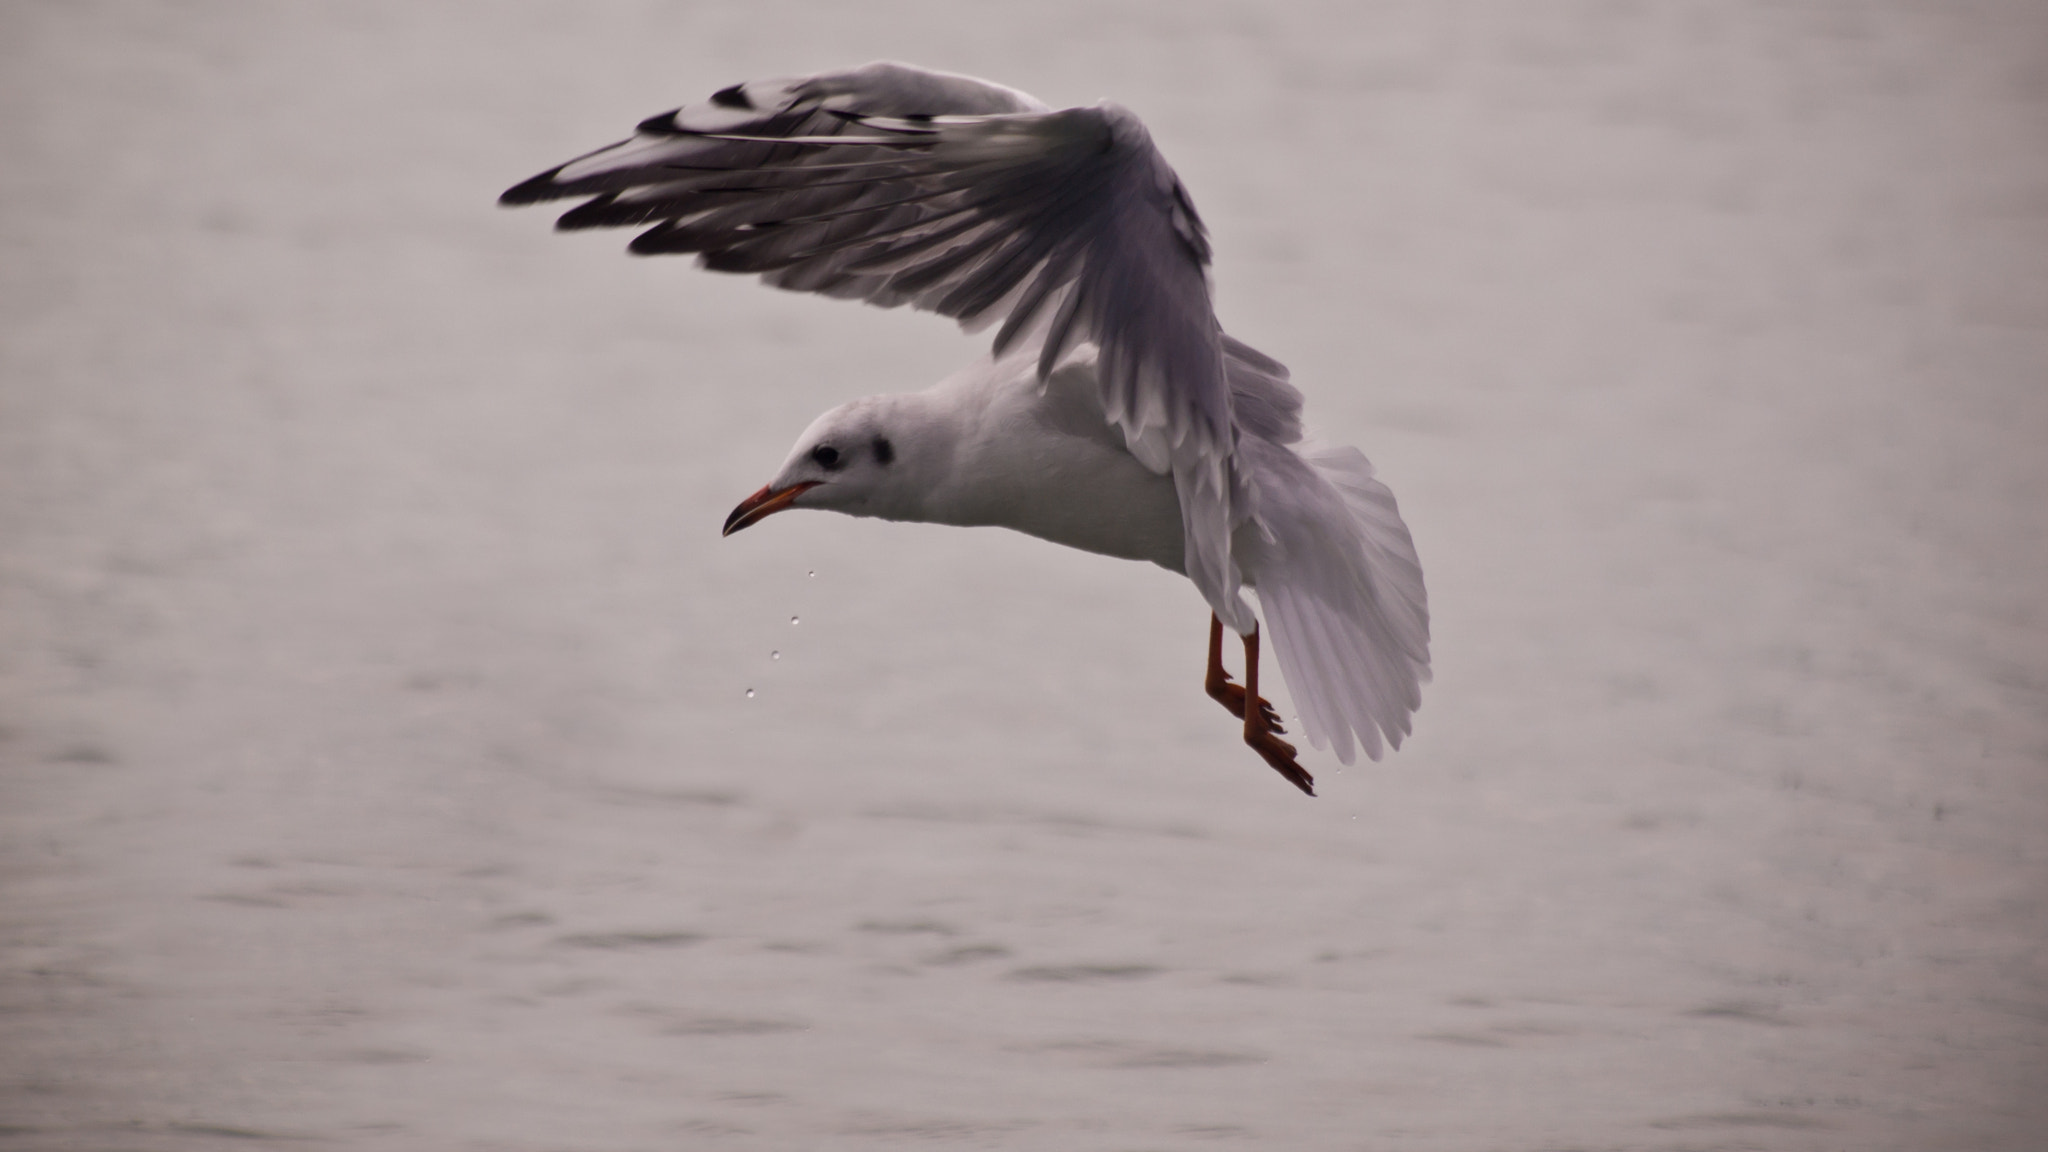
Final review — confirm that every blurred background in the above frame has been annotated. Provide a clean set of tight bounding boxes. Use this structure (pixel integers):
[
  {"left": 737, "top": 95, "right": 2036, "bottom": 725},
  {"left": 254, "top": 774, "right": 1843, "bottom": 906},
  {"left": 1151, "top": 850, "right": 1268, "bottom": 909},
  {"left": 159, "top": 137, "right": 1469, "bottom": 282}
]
[{"left": 3, "top": 2, "right": 2044, "bottom": 1148}]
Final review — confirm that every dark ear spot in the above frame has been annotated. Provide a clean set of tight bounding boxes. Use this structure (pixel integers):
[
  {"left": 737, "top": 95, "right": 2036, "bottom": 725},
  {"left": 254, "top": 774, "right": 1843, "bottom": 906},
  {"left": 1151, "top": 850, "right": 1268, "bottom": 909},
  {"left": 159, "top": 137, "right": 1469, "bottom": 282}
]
[
  {"left": 872, "top": 437, "right": 894, "bottom": 466},
  {"left": 810, "top": 444, "right": 842, "bottom": 470}
]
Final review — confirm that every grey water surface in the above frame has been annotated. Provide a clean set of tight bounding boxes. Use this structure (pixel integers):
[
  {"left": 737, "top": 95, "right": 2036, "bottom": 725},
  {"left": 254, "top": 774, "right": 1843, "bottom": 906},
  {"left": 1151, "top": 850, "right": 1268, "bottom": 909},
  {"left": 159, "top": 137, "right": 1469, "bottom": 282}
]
[{"left": 3, "top": 3, "right": 2045, "bottom": 1149}]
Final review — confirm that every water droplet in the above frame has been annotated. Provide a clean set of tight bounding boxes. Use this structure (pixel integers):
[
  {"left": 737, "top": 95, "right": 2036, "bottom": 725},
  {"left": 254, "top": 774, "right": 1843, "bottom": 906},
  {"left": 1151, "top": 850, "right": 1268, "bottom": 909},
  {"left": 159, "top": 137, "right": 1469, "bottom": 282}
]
[
  {"left": 771, "top": 650, "right": 781, "bottom": 660},
  {"left": 790, "top": 615, "right": 800, "bottom": 626},
  {"left": 744, "top": 688, "right": 755, "bottom": 699},
  {"left": 807, "top": 570, "right": 816, "bottom": 578}
]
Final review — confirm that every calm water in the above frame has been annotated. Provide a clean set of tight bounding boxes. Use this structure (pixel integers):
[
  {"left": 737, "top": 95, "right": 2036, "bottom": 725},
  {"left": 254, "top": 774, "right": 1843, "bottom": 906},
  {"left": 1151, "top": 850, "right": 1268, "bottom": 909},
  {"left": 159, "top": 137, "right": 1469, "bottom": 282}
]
[{"left": 3, "top": 3, "right": 2045, "bottom": 1148}]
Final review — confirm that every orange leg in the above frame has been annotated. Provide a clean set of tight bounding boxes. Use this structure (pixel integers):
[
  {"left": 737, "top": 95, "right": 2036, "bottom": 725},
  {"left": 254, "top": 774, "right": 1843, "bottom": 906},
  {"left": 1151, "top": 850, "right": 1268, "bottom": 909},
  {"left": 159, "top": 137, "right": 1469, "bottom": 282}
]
[
  {"left": 1204, "top": 614, "right": 1313, "bottom": 796},
  {"left": 1205, "top": 614, "right": 1278, "bottom": 727}
]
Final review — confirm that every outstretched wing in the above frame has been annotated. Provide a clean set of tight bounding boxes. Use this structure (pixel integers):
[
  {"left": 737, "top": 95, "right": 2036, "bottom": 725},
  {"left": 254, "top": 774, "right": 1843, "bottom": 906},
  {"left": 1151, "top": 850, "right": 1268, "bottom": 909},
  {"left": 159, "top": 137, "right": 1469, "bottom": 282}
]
[{"left": 502, "top": 61, "right": 1257, "bottom": 631}]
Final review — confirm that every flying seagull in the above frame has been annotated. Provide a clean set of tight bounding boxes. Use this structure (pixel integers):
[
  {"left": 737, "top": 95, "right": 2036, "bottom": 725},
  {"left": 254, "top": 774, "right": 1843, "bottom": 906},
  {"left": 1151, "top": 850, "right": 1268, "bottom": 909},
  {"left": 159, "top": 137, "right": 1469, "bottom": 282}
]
[{"left": 501, "top": 61, "right": 1429, "bottom": 795}]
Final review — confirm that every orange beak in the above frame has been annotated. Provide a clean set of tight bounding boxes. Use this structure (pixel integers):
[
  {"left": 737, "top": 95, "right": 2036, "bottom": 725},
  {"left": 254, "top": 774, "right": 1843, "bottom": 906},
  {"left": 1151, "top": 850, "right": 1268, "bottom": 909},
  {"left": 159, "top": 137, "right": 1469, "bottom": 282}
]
[{"left": 722, "top": 481, "right": 820, "bottom": 536}]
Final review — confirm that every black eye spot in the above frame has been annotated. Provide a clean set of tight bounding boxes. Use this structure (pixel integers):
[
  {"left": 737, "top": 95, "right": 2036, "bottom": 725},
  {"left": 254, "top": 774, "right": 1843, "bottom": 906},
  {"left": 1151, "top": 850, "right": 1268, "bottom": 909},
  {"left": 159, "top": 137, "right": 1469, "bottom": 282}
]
[
  {"left": 809, "top": 444, "right": 842, "bottom": 470},
  {"left": 872, "top": 437, "right": 894, "bottom": 465}
]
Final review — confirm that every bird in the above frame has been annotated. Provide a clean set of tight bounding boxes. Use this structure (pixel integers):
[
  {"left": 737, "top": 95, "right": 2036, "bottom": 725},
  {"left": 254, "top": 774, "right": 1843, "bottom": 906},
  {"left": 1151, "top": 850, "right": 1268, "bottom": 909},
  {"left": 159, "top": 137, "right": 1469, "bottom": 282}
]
[{"left": 500, "top": 61, "right": 1429, "bottom": 795}]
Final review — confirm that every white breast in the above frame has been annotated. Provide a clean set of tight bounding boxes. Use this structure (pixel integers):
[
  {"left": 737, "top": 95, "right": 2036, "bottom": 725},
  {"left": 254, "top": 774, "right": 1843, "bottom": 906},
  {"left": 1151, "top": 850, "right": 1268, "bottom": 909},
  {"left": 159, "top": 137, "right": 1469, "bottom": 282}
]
[{"left": 918, "top": 354, "right": 1187, "bottom": 572}]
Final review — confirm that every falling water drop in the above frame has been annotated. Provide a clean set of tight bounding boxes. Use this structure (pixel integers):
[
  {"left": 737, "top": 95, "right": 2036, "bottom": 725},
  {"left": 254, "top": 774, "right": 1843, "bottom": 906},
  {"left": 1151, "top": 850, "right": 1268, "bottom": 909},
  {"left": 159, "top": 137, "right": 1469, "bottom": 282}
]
[
  {"left": 790, "top": 615, "right": 800, "bottom": 626},
  {"left": 744, "top": 688, "right": 756, "bottom": 699},
  {"left": 771, "top": 650, "right": 781, "bottom": 660},
  {"left": 807, "top": 570, "right": 816, "bottom": 578}
]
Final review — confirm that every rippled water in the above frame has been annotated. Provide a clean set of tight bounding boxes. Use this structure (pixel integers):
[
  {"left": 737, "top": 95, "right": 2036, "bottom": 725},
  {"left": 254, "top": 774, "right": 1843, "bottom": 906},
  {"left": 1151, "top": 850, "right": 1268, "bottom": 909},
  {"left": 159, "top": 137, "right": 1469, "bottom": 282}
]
[{"left": 3, "top": 3, "right": 2045, "bottom": 1149}]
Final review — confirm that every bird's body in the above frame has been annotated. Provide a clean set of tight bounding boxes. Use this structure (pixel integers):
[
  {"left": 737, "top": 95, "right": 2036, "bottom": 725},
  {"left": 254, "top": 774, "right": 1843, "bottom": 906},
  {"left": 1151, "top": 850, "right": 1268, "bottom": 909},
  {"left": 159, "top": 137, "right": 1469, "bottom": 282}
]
[
  {"left": 803, "top": 351, "right": 1187, "bottom": 569},
  {"left": 504, "top": 62, "right": 1430, "bottom": 793}
]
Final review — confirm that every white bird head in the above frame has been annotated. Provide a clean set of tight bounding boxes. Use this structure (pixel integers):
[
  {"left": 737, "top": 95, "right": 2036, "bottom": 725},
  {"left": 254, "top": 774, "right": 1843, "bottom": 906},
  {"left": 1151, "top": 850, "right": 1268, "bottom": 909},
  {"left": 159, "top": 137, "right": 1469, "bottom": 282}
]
[{"left": 722, "top": 394, "right": 943, "bottom": 535}]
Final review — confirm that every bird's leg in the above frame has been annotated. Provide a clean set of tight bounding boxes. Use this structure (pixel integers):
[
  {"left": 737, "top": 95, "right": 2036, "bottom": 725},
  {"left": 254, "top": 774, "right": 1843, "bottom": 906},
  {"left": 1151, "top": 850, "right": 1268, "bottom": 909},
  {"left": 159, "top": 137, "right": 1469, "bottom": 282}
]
[
  {"left": 1204, "top": 613, "right": 1243, "bottom": 714},
  {"left": 1204, "top": 614, "right": 1281, "bottom": 730},
  {"left": 1204, "top": 615, "right": 1312, "bottom": 795},
  {"left": 1241, "top": 625, "right": 1314, "bottom": 796}
]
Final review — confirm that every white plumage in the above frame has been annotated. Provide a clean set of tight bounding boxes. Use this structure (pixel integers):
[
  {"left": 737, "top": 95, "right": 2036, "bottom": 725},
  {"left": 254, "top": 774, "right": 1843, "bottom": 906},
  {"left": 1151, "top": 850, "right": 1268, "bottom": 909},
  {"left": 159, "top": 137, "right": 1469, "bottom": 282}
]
[{"left": 503, "top": 61, "right": 1429, "bottom": 794}]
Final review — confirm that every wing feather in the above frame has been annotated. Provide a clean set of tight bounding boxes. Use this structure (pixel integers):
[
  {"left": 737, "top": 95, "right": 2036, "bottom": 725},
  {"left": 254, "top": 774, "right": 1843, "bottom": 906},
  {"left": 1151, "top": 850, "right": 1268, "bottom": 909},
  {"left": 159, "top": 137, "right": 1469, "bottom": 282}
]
[
  {"left": 504, "top": 60, "right": 1258, "bottom": 629},
  {"left": 1243, "top": 438, "right": 1430, "bottom": 764}
]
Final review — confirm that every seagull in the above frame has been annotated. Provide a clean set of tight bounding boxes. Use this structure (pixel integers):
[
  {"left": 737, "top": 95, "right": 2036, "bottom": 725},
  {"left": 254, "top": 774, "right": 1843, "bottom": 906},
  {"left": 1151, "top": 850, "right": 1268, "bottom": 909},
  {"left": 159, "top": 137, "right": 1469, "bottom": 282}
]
[{"left": 501, "top": 61, "right": 1429, "bottom": 795}]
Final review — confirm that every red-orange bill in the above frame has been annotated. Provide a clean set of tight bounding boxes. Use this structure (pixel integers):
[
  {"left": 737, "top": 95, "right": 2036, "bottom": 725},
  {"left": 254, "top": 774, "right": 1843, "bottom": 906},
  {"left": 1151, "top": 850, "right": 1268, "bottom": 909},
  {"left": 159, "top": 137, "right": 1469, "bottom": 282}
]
[{"left": 722, "top": 481, "right": 819, "bottom": 536}]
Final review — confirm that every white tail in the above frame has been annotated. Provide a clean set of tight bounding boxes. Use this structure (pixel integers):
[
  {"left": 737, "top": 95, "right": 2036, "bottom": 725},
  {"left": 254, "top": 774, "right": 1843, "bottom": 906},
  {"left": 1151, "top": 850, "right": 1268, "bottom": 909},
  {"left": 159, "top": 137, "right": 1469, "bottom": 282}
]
[{"left": 1243, "top": 440, "right": 1431, "bottom": 764}]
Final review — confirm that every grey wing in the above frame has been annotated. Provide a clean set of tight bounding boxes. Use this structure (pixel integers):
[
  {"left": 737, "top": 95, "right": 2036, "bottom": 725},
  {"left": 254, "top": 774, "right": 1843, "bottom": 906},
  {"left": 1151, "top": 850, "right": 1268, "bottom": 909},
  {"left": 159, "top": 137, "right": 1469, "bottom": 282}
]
[
  {"left": 504, "top": 60, "right": 1257, "bottom": 629},
  {"left": 1223, "top": 335, "right": 1303, "bottom": 446}
]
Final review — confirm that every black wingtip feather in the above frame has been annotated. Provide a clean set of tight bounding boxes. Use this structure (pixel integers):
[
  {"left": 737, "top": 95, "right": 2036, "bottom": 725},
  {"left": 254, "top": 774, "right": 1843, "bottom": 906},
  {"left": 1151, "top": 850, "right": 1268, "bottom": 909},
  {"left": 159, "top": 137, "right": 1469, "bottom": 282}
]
[
  {"left": 499, "top": 165, "right": 572, "bottom": 206},
  {"left": 627, "top": 222, "right": 722, "bottom": 257},
  {"left": 627, "top": 224, "right": 682, "bottom": 256},
  {"left": 556, "top": 192, "right": 724, "bottom": 232},
  {"left": 555, "top": 195, "right": 634, "bottom": 231},
  {"left": 635, "top": 108, "right": 686, "bottom": 134},
  {"left": 710, "top": 84, "right": 753, "bottom": 110}
]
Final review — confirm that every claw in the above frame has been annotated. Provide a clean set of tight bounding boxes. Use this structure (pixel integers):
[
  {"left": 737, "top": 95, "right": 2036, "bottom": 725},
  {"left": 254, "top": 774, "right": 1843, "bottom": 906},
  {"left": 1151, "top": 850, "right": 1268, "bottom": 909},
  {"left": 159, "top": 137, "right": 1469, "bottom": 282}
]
[{"left": 1247, "top": 727, "right": 1313, "bottom": 796}]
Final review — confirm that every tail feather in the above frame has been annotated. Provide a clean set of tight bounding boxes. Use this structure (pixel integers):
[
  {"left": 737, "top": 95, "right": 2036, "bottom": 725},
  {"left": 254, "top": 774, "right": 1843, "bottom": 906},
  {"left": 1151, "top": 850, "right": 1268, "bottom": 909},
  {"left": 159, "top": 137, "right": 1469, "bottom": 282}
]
[{"left": 1244, "top": 440, "right": 1429, "bottom": 765}]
